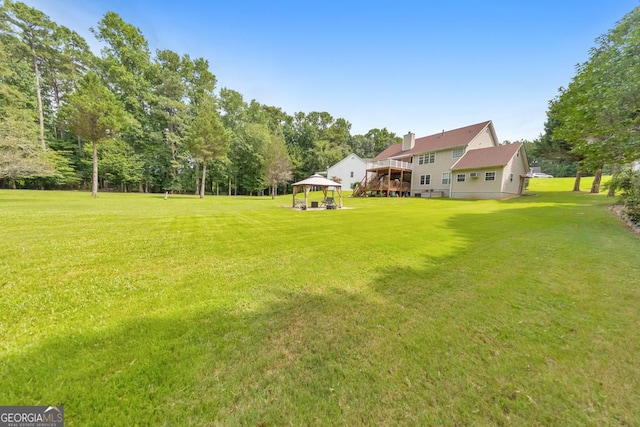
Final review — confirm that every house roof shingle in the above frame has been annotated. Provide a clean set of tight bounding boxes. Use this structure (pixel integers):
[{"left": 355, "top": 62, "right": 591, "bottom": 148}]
[
  {"left": 451, "top": 142, "right": 523, "bottom": 170},
  {"left": 373, "top": 120, "right": 492, "bottom": 161}
]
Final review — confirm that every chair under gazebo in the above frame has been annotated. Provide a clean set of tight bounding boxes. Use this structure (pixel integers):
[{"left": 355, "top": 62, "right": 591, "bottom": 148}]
[{"left": 292, "top": 174, "right": 343, "bottom": 209}]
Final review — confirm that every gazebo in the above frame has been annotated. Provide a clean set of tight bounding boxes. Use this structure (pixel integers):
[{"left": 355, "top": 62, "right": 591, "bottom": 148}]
[{"left": 292, "top": 174, "right": 343, "bottom": 208}]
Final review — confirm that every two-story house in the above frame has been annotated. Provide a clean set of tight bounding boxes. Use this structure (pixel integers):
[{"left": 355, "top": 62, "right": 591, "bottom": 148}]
[{"left": 352, "top": 120, "right": 530, "bottom": 200}]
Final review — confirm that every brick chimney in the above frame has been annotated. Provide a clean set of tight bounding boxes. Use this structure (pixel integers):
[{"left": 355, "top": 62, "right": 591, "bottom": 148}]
[{"left": 402, "top": 131, "right": 415, "bottom": 151}]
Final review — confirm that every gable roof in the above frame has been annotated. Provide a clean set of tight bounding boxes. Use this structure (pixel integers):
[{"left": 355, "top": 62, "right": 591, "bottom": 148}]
[
  {"left": 373, "top": 120, "right": 492, "bottom": 161},
  {"left": 451, "top": 142, "right": 524, "bottom": 170},
  {"left": 328, "top": 153, "right": 367, "bottom": 170}
]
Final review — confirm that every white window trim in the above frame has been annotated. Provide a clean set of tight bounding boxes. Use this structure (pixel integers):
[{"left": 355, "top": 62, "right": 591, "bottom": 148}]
[
  {"left": 442, "top": 172, "right": 451, "bottom": 185},
  {"left": 485, "top": 171, "right": 496, "bottom": 181},
  {"left": 452, "top": 147, "right": 465, "bottom": 158},
  {"left": 418, "top": 152, "right": 436, "bottom": 165}
]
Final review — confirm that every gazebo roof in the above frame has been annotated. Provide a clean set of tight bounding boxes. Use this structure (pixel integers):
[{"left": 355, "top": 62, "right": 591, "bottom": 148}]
[{"left": 292, "top": 174, "right": 342, "bottom": 187}]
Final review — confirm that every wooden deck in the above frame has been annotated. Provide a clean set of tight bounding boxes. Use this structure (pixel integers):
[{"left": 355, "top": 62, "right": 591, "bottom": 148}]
[
  {"left": 352, "top": 160, "right": 413, "bottom": 197},
  {"left": 366, "top": 159, "right": 413, "bottom": 171},
  {"left": 353, "top": 175, "right": 412, "bottom": 197}
]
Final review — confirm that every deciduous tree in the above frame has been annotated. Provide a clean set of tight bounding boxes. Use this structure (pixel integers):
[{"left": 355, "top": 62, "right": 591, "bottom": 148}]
[
  {"left": 348, "top": 128, "right": 401, "bottom": 158},
  {"left": 264, "top": 131, "right": 292, "bottom": 198},
  {"left": 551, "top": 6, "right": 640, "bottom": 193}
]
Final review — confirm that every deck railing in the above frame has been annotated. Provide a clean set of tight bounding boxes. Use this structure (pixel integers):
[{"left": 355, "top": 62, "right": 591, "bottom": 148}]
[
  {"left": 366, "top": 159, "right": 413, "bottom": 170},
  {"left": 362, "top": 181, "right": 411, "bottom": 191}
]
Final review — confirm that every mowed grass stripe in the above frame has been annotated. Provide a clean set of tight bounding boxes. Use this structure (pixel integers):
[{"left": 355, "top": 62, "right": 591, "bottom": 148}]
[{"left": 0, "top": 178, "right": 639, "bottom": 425}]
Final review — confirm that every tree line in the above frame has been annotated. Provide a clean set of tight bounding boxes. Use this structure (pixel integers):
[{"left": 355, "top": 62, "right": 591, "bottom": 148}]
[
  {"left": 0, "top": 1, "right": 401, "bottom": 197},
  {"left": 527, "top": 5, "right": 640, "bottom": 199}
]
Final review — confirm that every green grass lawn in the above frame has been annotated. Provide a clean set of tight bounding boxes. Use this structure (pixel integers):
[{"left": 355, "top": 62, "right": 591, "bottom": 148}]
[{"left": 1, "top": 178, "right": 639, "bottom": 425}]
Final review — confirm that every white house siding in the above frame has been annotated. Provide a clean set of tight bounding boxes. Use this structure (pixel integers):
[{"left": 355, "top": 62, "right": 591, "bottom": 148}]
[
  {"left": 451, "top": 148, "right": 529, "bottom": 200},
  {"left": 411, "top": 148, "right": 460, "bottom": 197},
  {"left": 500, "top": 159, "right": 521, "bottom": 195},
  {"left": 450, "top": 168, "right": 505, "bottom": 199},
  {"left": 501, "top": 151, "right": 529, "bottom": 195},
  {"left": 410, "top": 124, "right": 499, "bottom": 197},
  {"left": 326, "top": 154, "right": 368, "bottom": 191},
  {"left": 466, "top": 126, "right": 499, "bottom": 151}
]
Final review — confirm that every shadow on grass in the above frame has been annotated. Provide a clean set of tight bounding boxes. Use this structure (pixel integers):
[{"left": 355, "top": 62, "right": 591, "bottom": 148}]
[
  {"left": 367, "top": 200, "right": 639, "bottom": 425},
  {"left": 1, "top": 287, "right": 405, "bottom": 425},
  {"left": 2, "top": 197, "right": 636, "bottom": 426}
]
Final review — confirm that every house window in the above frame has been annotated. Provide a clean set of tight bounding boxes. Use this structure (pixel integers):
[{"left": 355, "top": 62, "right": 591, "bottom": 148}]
[
  {"left": 420, "top": 174, "right": 431, "bottom": 185},
  {"left": 452, "top": 147, "right": 465, "bottom": 158},
  {"left": 485, "top": 172, "right": 496, "bottom": 181},
  {"left": 457, "top": 173, "right": 466, "bottom": 182},
  {"left": 418, "top": 152, "right": 436, "bottom": 165},
  {"left": 509, "top": 173, "right": 513, "bottom": 182},
  {"left": 350, "top": 171, "right": 354, "bottom": 178},
  {"left": 442, "top": 172, "right": 451, "bottom": 185}
]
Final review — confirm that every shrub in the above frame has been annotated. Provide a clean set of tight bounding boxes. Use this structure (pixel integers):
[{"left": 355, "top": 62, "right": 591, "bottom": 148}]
[{"left": 610, "top": 167, "right": 640, "bottom": 224}]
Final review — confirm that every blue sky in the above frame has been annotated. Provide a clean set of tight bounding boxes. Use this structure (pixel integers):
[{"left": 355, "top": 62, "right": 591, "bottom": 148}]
[{"left": 25, "top": 0, "right": 639, "bottom": 142}]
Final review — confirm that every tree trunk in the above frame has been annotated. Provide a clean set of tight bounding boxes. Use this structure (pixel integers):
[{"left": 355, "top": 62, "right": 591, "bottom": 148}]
[
  {"left": 199, "top": 161, "right": 206, "bottom": 199},
  {"left": 50, "top": 75, "right": 63, "bottom": 139},
  {"left": 30, "top": 41, "right": 46, "bottom": 151},
  {"left": 573, "top": 171, "right": 582, "bottom": 192},
  {"left": 228, "top": 177, "right": 231, "bottom": 196},
  {"left": 167, "top": 123, "right": 180, "bottom": 185},
  {"left": 194, "top": 162, "right": 200, "bottom": 195},
  {"left": 271, "top": 183, "right": 277, "bottom": 199},
  {"left": 608, "top": 165, "right": 619, "bottom": 197},
  {"left": 92, "top": 141, "right": 98, "bottom": 198},
  {"left": 590, "top": 167, "right": 603, "bottom": 194}
]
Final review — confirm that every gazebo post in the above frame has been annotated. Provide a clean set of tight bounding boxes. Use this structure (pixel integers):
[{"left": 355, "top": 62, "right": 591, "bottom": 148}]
[{"left": 304, "top": 185, "right": 310, "bottom": 207}]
